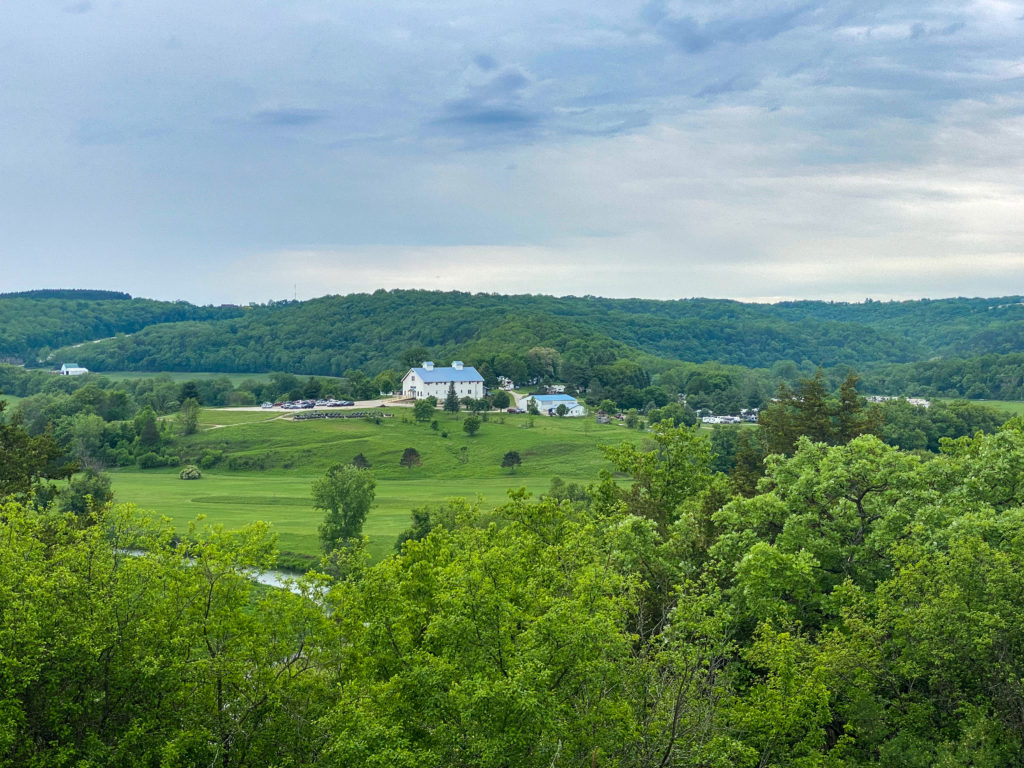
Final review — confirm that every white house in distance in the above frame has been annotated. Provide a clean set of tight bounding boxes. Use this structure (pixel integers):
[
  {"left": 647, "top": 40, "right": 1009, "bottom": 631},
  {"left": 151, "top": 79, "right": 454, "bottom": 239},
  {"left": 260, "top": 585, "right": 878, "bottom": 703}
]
[
  {"left": 401, "top": 361, "right": 485, "bottom": 400},
  {"left": 522, "top": 393, "right": 586, "bottom": 417},
  {"left": 58, "top": 363, "right": 89, "bottom": 376}
]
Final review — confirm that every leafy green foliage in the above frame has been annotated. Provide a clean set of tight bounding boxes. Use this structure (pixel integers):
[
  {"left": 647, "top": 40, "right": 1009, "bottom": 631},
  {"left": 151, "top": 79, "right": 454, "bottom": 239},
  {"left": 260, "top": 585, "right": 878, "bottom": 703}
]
[
  {"left": 500, "top": 450, "right": 521, "bottom": 472},
  {"left": 313, "top": 463, "right": 376, "bottom": 551},
  {"left": 0, "top": 399, "right": 75, "bottom": 496},
  {"left": 6, "top": 418, "right": 1024, "bottom": 764},
  {"left": 462, "top": 414, "right": 481, "bottom": 436}
]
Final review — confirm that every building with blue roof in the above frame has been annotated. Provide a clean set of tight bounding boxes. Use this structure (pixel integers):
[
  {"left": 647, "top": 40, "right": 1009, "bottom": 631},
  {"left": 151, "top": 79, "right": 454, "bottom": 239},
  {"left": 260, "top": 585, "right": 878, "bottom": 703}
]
[
  {"left": 401, "top": 361, "right": 485, "bottom": 400},
  {"left": 521, "top": 393, "right": 586, "bottom": 417}
]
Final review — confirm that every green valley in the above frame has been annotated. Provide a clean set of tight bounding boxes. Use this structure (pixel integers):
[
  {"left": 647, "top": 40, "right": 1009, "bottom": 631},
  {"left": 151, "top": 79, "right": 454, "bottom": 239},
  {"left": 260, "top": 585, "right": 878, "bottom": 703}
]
[{"left": 114, "top": 407, "right": 648, "bottom": 560}]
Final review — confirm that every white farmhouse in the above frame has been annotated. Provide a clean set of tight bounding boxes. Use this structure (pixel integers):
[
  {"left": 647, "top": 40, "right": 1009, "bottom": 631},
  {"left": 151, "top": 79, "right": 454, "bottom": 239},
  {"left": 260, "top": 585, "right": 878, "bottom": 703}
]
[
  {"left": 59, "top": 363, "right": 89, "bottom": 376},
  {"left": 401, "top": 361, "right": 485, "bottom": 400}
]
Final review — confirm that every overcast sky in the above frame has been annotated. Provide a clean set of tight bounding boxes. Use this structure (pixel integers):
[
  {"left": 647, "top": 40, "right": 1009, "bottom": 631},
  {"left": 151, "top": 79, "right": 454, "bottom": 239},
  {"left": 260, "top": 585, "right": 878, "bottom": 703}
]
[{"left": 2, "top": 0, "right": 1023, "bottom": 305}]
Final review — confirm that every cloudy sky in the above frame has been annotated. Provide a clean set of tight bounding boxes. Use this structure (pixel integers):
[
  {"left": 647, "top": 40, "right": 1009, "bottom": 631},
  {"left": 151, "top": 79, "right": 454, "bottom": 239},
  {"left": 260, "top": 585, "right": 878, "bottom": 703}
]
[{"left": 2, "top": 0, "right": 1023, "bottom": 304}]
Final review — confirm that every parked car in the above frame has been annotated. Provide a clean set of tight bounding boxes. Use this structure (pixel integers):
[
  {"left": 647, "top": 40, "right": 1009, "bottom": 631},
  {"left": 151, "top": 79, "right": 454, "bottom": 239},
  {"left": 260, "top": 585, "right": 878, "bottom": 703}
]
[{"left": 261, "top": 402, "right": 273, "bottom": 408}]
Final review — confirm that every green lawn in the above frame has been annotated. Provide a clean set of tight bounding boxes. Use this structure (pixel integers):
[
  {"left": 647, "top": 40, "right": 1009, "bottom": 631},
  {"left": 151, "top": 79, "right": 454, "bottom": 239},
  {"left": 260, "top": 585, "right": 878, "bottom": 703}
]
[
  {"left": 95, "top": 371, "right": 343, "bottom": 385},
  {"left": 934, "top": 398, "right": 1024, "bottom": 417},
  {"left": 111, "top": 410, "right": 647, "bottom": 561}
]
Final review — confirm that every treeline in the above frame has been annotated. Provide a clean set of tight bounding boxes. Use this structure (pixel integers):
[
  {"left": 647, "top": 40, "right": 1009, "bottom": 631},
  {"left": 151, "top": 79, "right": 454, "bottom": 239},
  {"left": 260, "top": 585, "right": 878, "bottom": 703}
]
[
  {"left": 0, "top": 288, "right": 133, "bottom": 300},
  {"left": 48, "top": 290, "right": 1024, "bottom": 380},
  {"left": 860, "top": 351, "right": 1024, "bottom": 400},
  {"left": 7, "top": 418, "right": 1024, "bottom": 764},
  {"left": 0, "top": 365, "right": 394, "bottom": 471},
  {"left": 0, "top": 295, "right": 242, "bottom": 361}
]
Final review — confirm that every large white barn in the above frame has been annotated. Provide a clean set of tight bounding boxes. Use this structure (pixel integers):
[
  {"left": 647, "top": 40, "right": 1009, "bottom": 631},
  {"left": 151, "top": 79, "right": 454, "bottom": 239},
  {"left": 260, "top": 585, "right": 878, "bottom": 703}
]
[{"left": 401, "top": 361, "right": 485, "bottom": 400}]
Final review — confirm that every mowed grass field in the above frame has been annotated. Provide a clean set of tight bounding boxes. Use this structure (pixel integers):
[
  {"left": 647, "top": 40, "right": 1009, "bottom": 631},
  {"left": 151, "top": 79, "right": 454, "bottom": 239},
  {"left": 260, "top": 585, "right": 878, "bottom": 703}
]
[
  {"left": 111, "top": 408, "right": 649, "bottom": 561},
  {"left": 931, "top": 398, "right": 1024, "bottom": 418},
  {"left": 96, "top": 371, "right": 276, "bottom": 385}
]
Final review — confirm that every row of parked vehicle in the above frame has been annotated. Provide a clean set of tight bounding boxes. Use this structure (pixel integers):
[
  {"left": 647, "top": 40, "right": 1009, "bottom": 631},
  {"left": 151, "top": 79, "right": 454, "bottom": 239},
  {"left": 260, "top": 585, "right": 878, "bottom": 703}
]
[{"left": 261, "top": 399, "right": 357, "bottom": 409}]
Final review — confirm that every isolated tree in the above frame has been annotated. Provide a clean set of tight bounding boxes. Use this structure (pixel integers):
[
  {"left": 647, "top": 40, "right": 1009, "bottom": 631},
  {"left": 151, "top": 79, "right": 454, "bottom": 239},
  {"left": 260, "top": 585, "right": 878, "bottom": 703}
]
[
  {"left": 463, "top": 414, "right": 481, "bottom": 437},
  {"left": 444, "top": 383, "right": 460, "bottom": 415},
  {"left": 178, "top": 397, "right": 200, "bottom": 436},
  {"left": 527, "top": 399, "right": 540, "bottom": 416},
  {"left": 314, "top": 463, "right": 376, "bottom": 552},
  {"left": 352, "top": 452, "right": 371, "bottom": 469},
  {"left": 556, "top": 403, "right": 568, "bottom": 417},
  {"left": 413, "top": 399, "right": 435, "bottom": 422},
  {"left": 492, "top": 390, "right": 511, "bottom": 409},
  {"left": 400, "top": 447, "right": 422, "bottom": 469},
  {"left": 501, "top": 450, "right": 522, "bottom": 473}
]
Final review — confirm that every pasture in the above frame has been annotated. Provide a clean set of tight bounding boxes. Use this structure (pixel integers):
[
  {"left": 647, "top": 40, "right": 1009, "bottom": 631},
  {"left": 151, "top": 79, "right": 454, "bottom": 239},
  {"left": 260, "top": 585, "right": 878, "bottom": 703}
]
[
  {"left": 110, "top": 409, "right": 648, "bottom": 561},
  {"left": 95, "top": 371, "right": 276, "bottom": 385}
]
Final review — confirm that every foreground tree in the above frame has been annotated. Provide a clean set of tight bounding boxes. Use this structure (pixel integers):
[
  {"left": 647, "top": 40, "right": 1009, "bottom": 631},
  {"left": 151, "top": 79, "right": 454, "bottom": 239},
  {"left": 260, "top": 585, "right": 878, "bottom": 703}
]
[
  {"left": 313, "top": 463, "right": 376, "bottom": 552},
  {"left": 0, "top": 398, "right": 74, "bottom": 496}
]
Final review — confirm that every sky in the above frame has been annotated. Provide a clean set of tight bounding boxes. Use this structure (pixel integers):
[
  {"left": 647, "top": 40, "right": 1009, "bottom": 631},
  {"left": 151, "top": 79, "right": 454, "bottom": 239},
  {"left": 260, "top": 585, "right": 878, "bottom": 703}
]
[{"left": 2, "top": 0, "right": 1023, "bottom": 305}]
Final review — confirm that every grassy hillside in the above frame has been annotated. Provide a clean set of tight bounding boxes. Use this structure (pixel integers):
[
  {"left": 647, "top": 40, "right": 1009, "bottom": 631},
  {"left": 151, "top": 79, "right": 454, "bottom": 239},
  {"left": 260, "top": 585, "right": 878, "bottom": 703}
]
[{"left": 112, "top": 408, "right": 648, "bottom": 560}]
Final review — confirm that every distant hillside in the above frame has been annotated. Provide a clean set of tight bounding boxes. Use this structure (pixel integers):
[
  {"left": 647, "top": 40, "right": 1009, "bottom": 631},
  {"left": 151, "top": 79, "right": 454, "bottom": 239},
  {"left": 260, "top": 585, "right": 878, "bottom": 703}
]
[
  {"left": 0, "top": 296, "right": 244, "bottom": 362},
  {"left": 0, "top": 289, "right": 132, "bottom": 301},
  {"left": 46, "top": 291, "right": 1024, "bottom": 382}
]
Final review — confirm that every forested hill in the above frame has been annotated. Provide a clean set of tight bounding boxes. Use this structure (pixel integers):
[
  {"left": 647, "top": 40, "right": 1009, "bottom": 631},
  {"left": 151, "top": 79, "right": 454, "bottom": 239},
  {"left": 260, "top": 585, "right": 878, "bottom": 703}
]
[
  {"left": 44, "top": 290, "right": 1024, "bottom": 376},
  {"left": 0, "top": 295, "right": 243, "bottom": 361}
]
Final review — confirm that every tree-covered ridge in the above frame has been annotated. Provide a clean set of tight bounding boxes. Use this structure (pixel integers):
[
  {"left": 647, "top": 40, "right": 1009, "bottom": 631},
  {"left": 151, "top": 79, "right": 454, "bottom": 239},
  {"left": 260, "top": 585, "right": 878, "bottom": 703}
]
[
  {"left": 0, "top": 288, "right": 133, "bottom": 301},
  {"left": 46, "top": 290, "right": 1024, "bottom": 378},
  {"left": 7, "top": 421, "right": 1024, "bottom": 764},
  {"left": 0, "top": 296, "right": 243, "bottom": 361}
]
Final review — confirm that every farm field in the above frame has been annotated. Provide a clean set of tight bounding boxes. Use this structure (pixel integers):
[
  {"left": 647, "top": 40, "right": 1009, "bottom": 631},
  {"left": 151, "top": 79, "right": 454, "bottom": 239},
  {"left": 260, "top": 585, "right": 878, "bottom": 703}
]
[
  {"left": 956, "top": 399, "right": 1024, "bottom": 417},
  {"left": 94, "top": 371, "right": 278, "bottom": 385},
  {"left": 110, "top": 409, "right": 648, "bottom": 561}
]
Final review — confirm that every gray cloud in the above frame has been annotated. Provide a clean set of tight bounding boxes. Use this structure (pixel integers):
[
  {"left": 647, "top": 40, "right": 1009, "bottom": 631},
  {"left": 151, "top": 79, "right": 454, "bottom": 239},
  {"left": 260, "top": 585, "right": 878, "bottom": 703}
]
[
  {"left": 643, "top": 0, "right": 815, "bottom": 53},
  {"left": 432, "top": 65, "right": 541, "bottom": 137},
  {"left": 1, "top": 0, "right": 1023, "bottom": 303}
]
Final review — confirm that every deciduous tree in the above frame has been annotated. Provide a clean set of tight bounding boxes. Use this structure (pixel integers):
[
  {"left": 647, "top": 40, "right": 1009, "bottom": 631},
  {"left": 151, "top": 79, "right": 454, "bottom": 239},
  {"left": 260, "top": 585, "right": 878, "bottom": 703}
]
[{"left": 313, "top": 463, "right": 376, "bottom": 552}]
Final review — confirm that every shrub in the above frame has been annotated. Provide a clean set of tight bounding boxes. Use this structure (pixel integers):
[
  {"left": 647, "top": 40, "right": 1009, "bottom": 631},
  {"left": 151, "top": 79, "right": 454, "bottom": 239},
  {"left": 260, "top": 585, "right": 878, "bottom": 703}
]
[
  {"left": 179, "top": 465, "right": 202, "bottom": 480},
  {"left": 137, "top": 452, "right": 165, "bottom": 469},
  {"left": 198, "top": 450, "right": 223, "bottom": 469}
]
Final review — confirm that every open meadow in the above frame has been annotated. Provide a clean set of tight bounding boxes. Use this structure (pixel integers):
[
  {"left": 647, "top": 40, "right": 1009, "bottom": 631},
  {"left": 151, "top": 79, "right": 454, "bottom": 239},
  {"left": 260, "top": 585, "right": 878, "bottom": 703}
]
[
  {"left": 95, "top": 371, "right": 276, "bottom": 385},
  {"left": 111, "top": 408, "right": 649, "bottom": 561}
]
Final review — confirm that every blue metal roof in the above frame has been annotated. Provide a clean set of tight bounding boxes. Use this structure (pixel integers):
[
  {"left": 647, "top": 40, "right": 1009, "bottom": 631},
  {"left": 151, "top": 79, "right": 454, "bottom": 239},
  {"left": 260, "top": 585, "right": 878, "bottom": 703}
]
[
  {"left": 409, "top": 366, "right": 484, "bottom": 383},
  {"left": 530, "top": 394, "right": 578, "bottom": 403}
]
